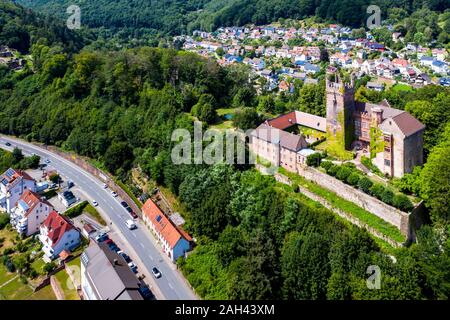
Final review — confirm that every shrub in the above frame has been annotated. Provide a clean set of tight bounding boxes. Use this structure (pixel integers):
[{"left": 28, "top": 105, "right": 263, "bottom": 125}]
[
  {"left": 358, "top": 177, "right": 373, "bottom": 193},
  {"left": 381, "top": 188, "right": 395, "bottom": 205},
  {"left": 65, "top": 201, "right": 88, "bottom": 218},
  {"left": 393, "top": 194, "right": 414, "bottom": 212},
  {"left": 43, "top": 262, "right": 56, "bottom": 274},
  {"left": 370, "top": 183, "right": 386, "bottom": 200},
  {"left": 347, "top": 172, "right": 360, "bottom": 186},
  {"left": 306, "top": 153, "right": 322, "bottom": 167},
  {"left": 0, "top": 213, "right": 9, "bottom": 230},
  {"left": 5, "top": 259, "right": 15, "bottom": 273},
  {"left": 2, "top": 248, "right": 13, "bottom": 256},
  {"left": 328, "top": 164, "right": 339, "bottom": 176},
  {"left": 320, "top": 161, "right": 333, "bottom": 171},
  {"left": 336, "top": 166, "right": 352, "bottom": 181}
]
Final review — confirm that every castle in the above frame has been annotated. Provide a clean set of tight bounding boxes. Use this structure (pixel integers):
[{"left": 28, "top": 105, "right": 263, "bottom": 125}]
[{"left": 250, "top": 67, "right": 425, "bottom": 178}]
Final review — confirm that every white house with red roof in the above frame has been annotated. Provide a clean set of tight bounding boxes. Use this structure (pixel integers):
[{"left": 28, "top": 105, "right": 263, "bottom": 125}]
[
  {"left": 0, "top": 168, "right": 36, "bottom": 214},
  {"left": 142, "top": 199, "right": 192, "bottom": 262},
  {"left": 10, "top": 189, "right": 54, "bottom": 236},
  {"left": 39, "top": 210, "right": 80, "bottom": 261}
]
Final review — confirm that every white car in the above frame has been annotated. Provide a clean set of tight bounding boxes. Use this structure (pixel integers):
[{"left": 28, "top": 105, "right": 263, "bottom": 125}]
[
  {"left": 45, "top": 159, "right": 51, "bottom": 164},
  {"left": 111, "top": 191, "right": 118, "bottom": 197},
  {"left": 103, "top": 183, "right": 108, "bottom": 189},
  {"left": 128, "top": 262, "right": 138, "bottom": 273},
  {"left": 126, "top": 219, "right": 136, "bottom": 230},
  {"left": 92, "top": 200, "right": 98, "bottom": 207}
]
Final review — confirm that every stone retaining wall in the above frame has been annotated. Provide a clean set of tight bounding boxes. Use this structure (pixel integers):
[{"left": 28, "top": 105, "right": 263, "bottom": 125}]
[{"left": 296, "top": 166, "right": 413, "bottom": 238}]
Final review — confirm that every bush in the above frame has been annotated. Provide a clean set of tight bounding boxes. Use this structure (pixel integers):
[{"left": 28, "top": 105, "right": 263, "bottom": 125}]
[
  {"left": 64, "top": 201, "right": 88, "bottom": 218},
  {"left": 393, "top": 194, "right": 414, "bottom": 212},
  {"left": 347, "top": 172, "right": 360, "bottom": 186},
  {"left": 306, "top": 153, "right": 322, "bottom": 167},
  {"left": 381, "top": 188, "right": 394, "bottom": 205},
  {"left": 5, "top": 259, "right": 15, "bottom": 273},
  {"left": 320, "top": 161, "right": 333, "bottom": 171},
  {"left": 370, "top": 183, "right": 386, "bottom": 200},
  {"left": 0, "top": 213, "right": 9, "bottom": 230},
  {"left": 43, "top": 262, "right": 56, "bottom": 274},
  {"left": 328, "top": 164, "right": 339, "bottom": 176},
  {"left": 336, "top": 166, "right": 352, "bottom": 181},
  {"left": 2, "top": 247, "right": 13, "bottom": 256},
  {"left": 358, "top": 177, "right": 373, "bottom": 193}
]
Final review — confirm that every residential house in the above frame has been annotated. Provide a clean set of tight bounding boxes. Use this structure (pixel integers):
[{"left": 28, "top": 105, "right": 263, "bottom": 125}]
[
  {"left": 39, "top": 210, "right": 81, "bottom": 261},
  {"left": 0, "top": 168, "right": 36, "bottom": 214},
  {"left": 58, "top": 190, "right": 77, "bottom": 207},
  {"left": 81, "top": 241, "right": 144, "bottom": 300},
  {"left": 431, "top": 60, "right": 448, "bottom": 75},
  {"left": 10, "top": 190, "right": 54, "bottom": 236},
  {"left": 420, "top": 56, "right": 435, "bottom": 67},
  {"left": 142, "top": 199, "right": 192, "bottom": 263}
]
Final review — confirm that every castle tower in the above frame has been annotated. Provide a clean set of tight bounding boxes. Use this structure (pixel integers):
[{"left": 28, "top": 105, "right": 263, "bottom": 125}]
[{"left": 325, "top": 67, "right": 355, "bottom": 149}]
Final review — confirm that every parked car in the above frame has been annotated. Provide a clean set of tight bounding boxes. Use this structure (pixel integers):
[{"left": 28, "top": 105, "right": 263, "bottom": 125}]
[
  {"left": 120, "top": 201, "right": 129, "bottom": 208},
  {"left": 139, "top": 286, "right": 153, "bottom": 300},
  {"left": 102, "top": 183, "right": 108, "bottom": 189},
  {"left": 111, "top": 191, "right": 118, "bottom": 197},
  {"left": 95, "top": 232, "right": 108, "bottom": 242},
  {"left": 126, "top": 219, "right": 137, "bottom": 230},
  {"left": 92, "top": 200, "right": 98, "bottom": 207},
  {"left": 5, "top": 142, "right": 11, "bottom": 146},
  {"left": 128, "top": 262, "right": 138, "bottom": 273},
  {"left": 117, "top": 251, "right": 131, "bottom": 263},
  {"left": 129, "top": 210, "right": 138, "bottom": 219},
  {"left": 126, "top": 206, "right": 133, "bottom": 213},
  {"left": 45, "top": 158, "right": 51, "bottom": 164},
  {"left": 152, "top": 267, "right": 161, "bottom": 279}
]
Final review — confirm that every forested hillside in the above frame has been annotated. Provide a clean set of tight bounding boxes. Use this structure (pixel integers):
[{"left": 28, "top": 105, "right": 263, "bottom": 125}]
[
  {"left": 1, "top": 0, "right": 449, "bottom": 300},
  {"left": 16, "top": 0, "right": 450, "bottom": 35},
  {"left": 0, "top": 0, "right": 87, "bottom": 53}
]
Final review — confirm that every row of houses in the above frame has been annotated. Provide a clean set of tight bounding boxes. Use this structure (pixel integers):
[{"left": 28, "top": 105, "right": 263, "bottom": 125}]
[{"left": 1, "top": 168, "right": 81, "bottom": 261}]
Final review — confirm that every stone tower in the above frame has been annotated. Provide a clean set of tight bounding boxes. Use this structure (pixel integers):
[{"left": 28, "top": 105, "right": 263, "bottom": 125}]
[{"left": 325, "top": 67, "right": 355, "bottom": 149}]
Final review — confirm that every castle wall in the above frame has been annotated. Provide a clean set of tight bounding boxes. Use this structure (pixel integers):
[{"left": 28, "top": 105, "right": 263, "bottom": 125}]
[{"left": 295, "top": 165, "right": 412, "bottom": 238}]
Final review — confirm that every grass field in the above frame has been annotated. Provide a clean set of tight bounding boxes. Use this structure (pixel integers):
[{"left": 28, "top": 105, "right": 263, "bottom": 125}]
[
  {"left": 0, "top": 277, "right": 33, "bottom": 300},
  {"left": 54, "top": 269, "right": 80, "bottom": 300},
  {"left": 31, "top": 258, "right": 46, "bottom": 276},
  {"left": 0, "top": 263, "right": 15, "bottom": 285},
  {"left": 28, "top": 285, "right": 57, "bottom": 300},
  {"left": 391, "top": 83, "right": 413, "bottom": 92},
  {"left": 84, "top": 204, "right": 107, "bottom": 226}
]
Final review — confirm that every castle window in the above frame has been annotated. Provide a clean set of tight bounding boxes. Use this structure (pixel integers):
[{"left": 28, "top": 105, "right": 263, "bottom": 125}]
[
  {"left": 354, "top": 120, "right": 361, "bottom": 128},
  {"left": 362, "top": 131, "right": 369, "bottom": 138},
  {"left": 384, "top": 159, "right": 391, "bottom": 166},
  {"left": 384, "top": 146, "right": 391, "bottom": 153}
]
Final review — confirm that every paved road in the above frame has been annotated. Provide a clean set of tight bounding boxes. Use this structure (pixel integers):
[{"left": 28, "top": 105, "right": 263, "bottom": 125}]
[{"left": 0, "top": 135, "right": 197, "bottom": 300}]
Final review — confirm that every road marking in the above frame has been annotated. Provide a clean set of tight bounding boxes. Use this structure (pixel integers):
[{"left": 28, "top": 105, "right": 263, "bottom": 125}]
[
  {"left": 140, "top": 242, "right": 145, "bottom": 248},
  {"left": 148, "top": 255, "right": 154, "bottom": 261},
  {"left": 168, "top": 283, "right": 174, "bottom": 290}
]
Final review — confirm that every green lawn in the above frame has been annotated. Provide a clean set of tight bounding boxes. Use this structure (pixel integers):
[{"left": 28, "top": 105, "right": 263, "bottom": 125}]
[
  {"left": 280, "top": 168, "right": 406, "bottom": 243},
  {"left": 216, "top": 108, "right": 237, "bottom": 116},
  {"left": 391, "top": 83, "right": 413, "bottom": 92},
  {"left": 28, "top": 285, "right": 57, "bottom": 300},
  {"left": 54, "top": 269, "right": 80, "bottom": 300},
  {"left": 0, "top": 277, "right": 33, "bottom": 300},
  {"left": 0, "top": 263, "right": 15, "bottom": 285},
  {"left": 31, "top": 258, "right": 47, "bottom": 276},
  {"left": 84, "top": 204, "right": 107, "bottom": 226}
]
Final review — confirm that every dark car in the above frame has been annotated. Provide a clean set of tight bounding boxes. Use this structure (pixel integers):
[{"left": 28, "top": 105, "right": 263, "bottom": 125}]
[
  {"left": 5, "top": 142, "right": 11, "bottom": 146},
  {"left": 120, "top": 201, "right": 129, "bottom": 208},
  {"left": 126, "top": 206, "right": 133, "bottom": 213},
  {"left": 129, "top": 211, "right": 138, "bottom": 219}
]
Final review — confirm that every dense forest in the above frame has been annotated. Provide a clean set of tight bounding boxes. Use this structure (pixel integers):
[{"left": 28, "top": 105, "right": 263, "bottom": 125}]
[
  {"left": 16, "top": 0, "right": 450, "bottom": 34},
  {"left": 1, "top": 0, "right": 449, "bottom": 300}
]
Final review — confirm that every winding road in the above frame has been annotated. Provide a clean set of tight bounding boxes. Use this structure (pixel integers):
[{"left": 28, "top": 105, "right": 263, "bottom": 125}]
[{"left": 0, "top": 135, "right": 197, "bottom": 300}]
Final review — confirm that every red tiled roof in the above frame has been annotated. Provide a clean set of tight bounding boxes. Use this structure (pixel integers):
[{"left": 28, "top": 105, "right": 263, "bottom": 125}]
[
  {"left": 142, "top": 200, "right": 192, "bottom": 249},
  {"left": 266, "top": 111, "right": 297, "bottom": 130},
  {"left": 17, "top": 189, "right": 52, "bottom": 217},
  {"left": 42, "top": 211, "right": 76, "bottom": 247}
]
